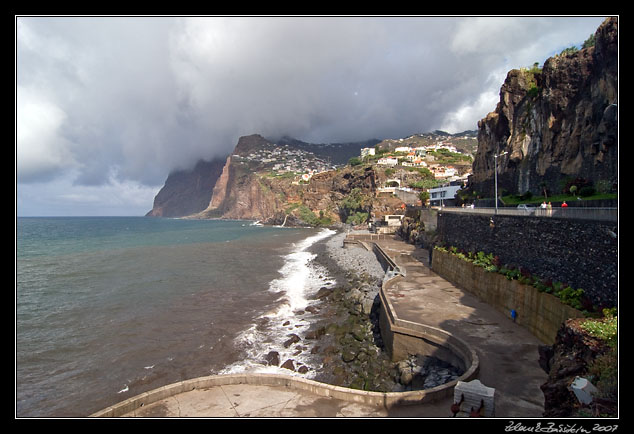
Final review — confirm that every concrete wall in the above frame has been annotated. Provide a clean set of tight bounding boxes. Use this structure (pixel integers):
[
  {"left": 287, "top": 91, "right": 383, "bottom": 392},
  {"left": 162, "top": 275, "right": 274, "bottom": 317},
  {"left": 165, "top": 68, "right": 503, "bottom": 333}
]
[
  {"left": 431, "top": 249, "right": 584, "bottom": 345},
  {"left": 92, "top": 366, "right": 475, "bottom": 417},
  {"left": 378, "top": 276, "right": 478, "bottom": 376},
  {"left": 435, "top": 212, "right": 617, "bottom": 308}
]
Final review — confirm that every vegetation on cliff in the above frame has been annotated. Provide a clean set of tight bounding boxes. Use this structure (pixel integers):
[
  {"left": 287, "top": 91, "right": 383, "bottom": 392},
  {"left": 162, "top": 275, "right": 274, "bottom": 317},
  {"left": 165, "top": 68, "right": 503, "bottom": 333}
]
[{"left": 541, "top": 314, "right": 617, "bottom": 418}]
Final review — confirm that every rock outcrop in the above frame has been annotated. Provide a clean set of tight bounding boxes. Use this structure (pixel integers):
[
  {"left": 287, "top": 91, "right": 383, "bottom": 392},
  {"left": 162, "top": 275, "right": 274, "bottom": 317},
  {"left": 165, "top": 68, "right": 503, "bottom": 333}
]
[
  {"left": 145, "top": 158, "right": 225, "bottom": 217},
  {"left": 469, "top": 17, "right": 617, "bottom": 197},
  {"left": 539, "top": 318, "right": 614, "bottom": 417}
]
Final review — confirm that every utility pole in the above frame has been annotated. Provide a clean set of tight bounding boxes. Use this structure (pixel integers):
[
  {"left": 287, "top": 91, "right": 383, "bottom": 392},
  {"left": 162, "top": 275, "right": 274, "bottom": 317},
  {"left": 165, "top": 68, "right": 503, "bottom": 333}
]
[{"left": 494, "top": 151, "right": 508, "bottom": 214}]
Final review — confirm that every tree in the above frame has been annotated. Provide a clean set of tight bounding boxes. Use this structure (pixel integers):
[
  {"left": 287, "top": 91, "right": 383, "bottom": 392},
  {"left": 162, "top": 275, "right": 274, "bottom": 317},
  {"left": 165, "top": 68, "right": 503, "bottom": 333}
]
[
  {"left": 348, "top": 157, "right": 362, "bottom": 166},
  {"left": 582, "top": 33, "right": 596, "bottom": 49},
  {"left": 539, "top": 181, "right": 549, "bottom": 200}
]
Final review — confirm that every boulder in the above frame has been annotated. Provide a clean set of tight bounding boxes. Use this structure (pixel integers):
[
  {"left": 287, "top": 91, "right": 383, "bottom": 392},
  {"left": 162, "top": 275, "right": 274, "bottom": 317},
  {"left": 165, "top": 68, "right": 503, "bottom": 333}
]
[
  {"left": 283, "top": 333, "right": 301, "bottom": 348},
  {"left": 281, "top": 359, "right": 295, "bottom": 371},
  {"left": 305, "top": 326, "right": 326, "bottom": 340},
  {"left": 263, "top": 351, "right": 280, "bottom": 367}
]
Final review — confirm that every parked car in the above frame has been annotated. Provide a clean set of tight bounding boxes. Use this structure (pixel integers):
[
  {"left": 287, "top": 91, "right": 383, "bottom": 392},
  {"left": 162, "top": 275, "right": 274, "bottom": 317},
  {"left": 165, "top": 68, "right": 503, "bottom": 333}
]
[{"left": 517, "top": 204, "right": 536, "bottom": 214}]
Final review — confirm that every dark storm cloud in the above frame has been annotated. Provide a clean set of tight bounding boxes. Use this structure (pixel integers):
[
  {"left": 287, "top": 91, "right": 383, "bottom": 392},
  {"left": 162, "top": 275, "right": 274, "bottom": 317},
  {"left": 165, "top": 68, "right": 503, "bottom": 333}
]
[{"left": 17, "top": 16, "right": 607, "bottom": 192}]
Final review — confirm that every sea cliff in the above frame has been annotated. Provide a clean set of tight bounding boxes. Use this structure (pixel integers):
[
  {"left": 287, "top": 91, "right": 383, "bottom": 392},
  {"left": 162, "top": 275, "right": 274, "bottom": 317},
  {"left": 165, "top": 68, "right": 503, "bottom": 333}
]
[{"left": 468, "top": 17, "right": 617, "bottom": 198}]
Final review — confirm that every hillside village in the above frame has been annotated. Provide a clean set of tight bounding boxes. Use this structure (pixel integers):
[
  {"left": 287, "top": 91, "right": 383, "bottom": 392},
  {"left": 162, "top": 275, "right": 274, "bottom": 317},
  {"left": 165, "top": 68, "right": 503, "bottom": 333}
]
[
  {"left": 148, "top": 130, "right": 478, "bottom": 222},
  {"left": 234, "top": 142, "right": 334, "bottom": 181},
  {"left": 233, "top": 131, "right": 475, "bottom": 197}
]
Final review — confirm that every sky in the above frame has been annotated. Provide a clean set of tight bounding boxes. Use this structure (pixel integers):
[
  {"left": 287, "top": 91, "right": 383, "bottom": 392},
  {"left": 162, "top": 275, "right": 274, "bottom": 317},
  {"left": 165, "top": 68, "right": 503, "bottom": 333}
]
[{"left": 16, "top": 15, "right": 609, "bottom": 216}]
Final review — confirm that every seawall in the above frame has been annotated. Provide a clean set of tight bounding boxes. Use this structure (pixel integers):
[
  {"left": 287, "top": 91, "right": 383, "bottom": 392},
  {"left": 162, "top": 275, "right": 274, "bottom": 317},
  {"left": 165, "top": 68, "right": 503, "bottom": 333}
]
[{"left": 435, "top": 211, "right": 617, "bottom": 308}]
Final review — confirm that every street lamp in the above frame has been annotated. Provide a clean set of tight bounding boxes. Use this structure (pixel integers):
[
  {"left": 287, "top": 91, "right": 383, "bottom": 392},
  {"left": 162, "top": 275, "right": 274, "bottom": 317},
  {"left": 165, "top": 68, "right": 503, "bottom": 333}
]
[{"left": 494, "top": 151, "right": 508, "bottom": 214}]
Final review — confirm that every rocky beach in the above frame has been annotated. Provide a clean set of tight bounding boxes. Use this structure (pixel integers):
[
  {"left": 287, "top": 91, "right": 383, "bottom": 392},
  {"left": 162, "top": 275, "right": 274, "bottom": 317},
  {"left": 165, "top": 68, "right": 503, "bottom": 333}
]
[{"left": 271, "top": 229, "right": 463, "bottom": 392}]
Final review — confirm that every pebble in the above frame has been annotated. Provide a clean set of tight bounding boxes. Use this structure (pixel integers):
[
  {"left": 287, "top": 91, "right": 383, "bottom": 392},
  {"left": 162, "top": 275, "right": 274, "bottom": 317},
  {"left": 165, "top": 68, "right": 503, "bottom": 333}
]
[{"left": 324, "top": 231, "right": 386, "bottom": 281}]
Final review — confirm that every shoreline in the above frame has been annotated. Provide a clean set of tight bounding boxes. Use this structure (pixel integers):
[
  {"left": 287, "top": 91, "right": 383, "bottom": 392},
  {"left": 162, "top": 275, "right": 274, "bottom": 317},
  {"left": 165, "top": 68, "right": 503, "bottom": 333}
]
[
  {"left": 303, "top": 229, "right": 464, "bottom": 392},
  {"left": 214, "top": 227, "right": 400, "bottom": 389},
  {"left": 305, "top": 230, "right": 398, "bottom": 391}
]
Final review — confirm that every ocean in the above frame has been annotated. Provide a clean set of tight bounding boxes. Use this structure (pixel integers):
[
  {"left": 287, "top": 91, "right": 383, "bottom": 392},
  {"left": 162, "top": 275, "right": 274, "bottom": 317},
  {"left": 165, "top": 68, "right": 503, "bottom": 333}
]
[{"left": 15, "top": 217, "right": 337, "bottom": 417}]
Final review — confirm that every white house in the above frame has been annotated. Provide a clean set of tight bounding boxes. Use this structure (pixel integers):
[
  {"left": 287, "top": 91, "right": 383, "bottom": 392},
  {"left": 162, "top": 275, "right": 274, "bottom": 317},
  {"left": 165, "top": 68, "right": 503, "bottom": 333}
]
[
  {"left": 361, "top": 147, "right": 376, "bottom": 158},
  {"left": 377, "top": 157, "right": 399, "bottom": 166},
  {"left": 429, "top": 184, "right": 462, "bottom": 207},
  {"left": 432, "top": 165, "right": 457, "bottom": 178},
  {"left": 402, "top": 158, "right": 426, "bottom": 167}
]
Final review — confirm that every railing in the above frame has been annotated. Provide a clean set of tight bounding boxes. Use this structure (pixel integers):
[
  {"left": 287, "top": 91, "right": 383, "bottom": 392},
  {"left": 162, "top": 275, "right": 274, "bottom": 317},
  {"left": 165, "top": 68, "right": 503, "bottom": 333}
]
[{"left": 437, "top": 206, "right": 618, "bottom": 222}]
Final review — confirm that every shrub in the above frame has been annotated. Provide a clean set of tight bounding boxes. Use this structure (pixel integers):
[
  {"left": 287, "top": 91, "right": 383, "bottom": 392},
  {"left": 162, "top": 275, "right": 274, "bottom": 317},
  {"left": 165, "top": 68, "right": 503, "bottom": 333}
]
[
  {"left": 557, "top": 286, "right": 585, "bottom": 310},
  {"left": 348, "top": 157, "right": 362, "bottom": 166},
  {"left": 527, "top": 85, "right": 539, "bottom": 98},
  {"left": 582, "top": 33, "right": 596, "bottom": 49},
  {"left": 595, "top": 180, "right": 613, "bottom": 194},
  {"left": 437, "top": 246, "right": 589, "bottom": 311},
  {"left": 579, "top": 186, "right": 596, "bottom": 197},
  {"left": 297, "top": 205, "right": 332, "bottom": 227},
  {"left": 579, "top": 312, "right": 617, "bottom": 345},
  {"left": 346, "top": 211, "right": 369, "bottom": 225}
]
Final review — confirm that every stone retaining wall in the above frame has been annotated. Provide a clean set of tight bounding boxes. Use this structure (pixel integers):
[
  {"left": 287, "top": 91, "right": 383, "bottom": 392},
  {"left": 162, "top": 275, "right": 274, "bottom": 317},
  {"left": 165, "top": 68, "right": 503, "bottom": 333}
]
[
  {"left": 435, "top": 212, "right": 617, "bottom": 308},
  {"left": 431, "top": 249, "right": 584, "bottom": 345}
]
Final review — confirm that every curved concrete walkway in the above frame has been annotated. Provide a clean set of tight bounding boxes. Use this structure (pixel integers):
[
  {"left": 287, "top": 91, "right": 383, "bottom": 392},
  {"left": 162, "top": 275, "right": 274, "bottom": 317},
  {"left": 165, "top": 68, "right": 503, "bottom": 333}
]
[
  {"left": 375, "top": 239, "right": 547, "bottom": 417},
  {"left": 93, "top": 235, "right": 547, "bottom": 418},
  {"left": 94, "top": 374, "right": 453, "bottom": 417}
]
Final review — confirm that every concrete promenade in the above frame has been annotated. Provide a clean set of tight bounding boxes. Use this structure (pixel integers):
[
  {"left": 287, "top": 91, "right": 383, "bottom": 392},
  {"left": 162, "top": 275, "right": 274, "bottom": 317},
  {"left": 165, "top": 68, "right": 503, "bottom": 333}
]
[
  {"left": 94, "top": 235, "right": 547, "bottom": 418},
  {"left": 374, "top": 238, "right": 547, "bottom": 417}
]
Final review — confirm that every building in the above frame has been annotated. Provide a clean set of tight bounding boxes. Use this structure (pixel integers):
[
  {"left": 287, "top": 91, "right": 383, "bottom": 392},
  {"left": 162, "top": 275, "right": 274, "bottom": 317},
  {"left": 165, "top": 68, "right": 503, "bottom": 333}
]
[
  {"left": 432, "top": 165, "right": 457, "bottom": 179},
  {"left": 377, "top": 157, "right": 399, "bottom": 166},
  {"left": 429, "top": 183, "right": 462, "bottom": 207},
  {"left": 361, "top": 147, "right": 376, "bottom": 158},
  {"left": 370, "top": 214, "right": 404, "bottom": 234}
]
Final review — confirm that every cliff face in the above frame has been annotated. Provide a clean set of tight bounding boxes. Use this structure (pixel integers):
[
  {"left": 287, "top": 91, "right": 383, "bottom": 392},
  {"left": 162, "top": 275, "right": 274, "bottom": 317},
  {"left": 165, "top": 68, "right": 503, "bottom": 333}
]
[
  {"left": 469, "top": 17, "right": 617, "bottom": 197},
  {"left": 200, "top": 155, "right": 289, "bottom": 221},
  {"left": 193, "top": 136, "right": 383, "bottom": 224},
  {"left": 167, "top": 134, "right": 408, "bottom": 225},
  {"left": 145, "top": 158, "right": 225, "bottom": 218},
  {"left": 195, "top": 135, "right": 295, "bottom": 221},
  {"left": 148, "top": 132, "right": 417, "bottom": 224}
]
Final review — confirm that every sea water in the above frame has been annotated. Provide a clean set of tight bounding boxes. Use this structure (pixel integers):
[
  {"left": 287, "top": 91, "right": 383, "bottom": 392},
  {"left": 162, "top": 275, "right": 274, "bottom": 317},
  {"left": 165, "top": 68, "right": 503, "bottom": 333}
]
[{"left": 16, "top": 217, "right": 335, "bottom": 417}]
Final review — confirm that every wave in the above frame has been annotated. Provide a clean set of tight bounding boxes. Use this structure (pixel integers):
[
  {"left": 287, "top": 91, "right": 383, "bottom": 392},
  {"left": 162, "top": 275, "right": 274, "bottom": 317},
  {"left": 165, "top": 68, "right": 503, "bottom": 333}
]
[{"left": 218, "top": 228, "right": 336, "bottom": 377}]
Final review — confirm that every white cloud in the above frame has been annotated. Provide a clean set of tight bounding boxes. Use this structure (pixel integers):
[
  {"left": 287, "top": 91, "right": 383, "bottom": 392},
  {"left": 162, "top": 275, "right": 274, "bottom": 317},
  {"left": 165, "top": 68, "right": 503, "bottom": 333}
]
[
  {"left": 440, "top": 89, "right": 500, "bottom": 133},
  {"left": 16, "top": 86, "right": 78, "bottom": 182},
  {"left": 15, "top": 16, "right": 611, "bottom": 215}
]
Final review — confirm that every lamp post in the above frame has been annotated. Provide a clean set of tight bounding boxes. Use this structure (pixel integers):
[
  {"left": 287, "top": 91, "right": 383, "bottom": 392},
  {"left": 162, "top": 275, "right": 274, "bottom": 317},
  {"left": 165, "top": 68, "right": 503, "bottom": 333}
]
[{"left": 494, "top": 151, "right": 508, "bottom": 214}]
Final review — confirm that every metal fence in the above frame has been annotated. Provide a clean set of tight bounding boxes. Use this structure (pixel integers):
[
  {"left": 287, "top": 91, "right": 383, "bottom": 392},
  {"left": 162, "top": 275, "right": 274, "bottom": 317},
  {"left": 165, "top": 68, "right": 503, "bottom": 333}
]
[{"left": 437, "top": 206, "right": 618, "bottom": 222}]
